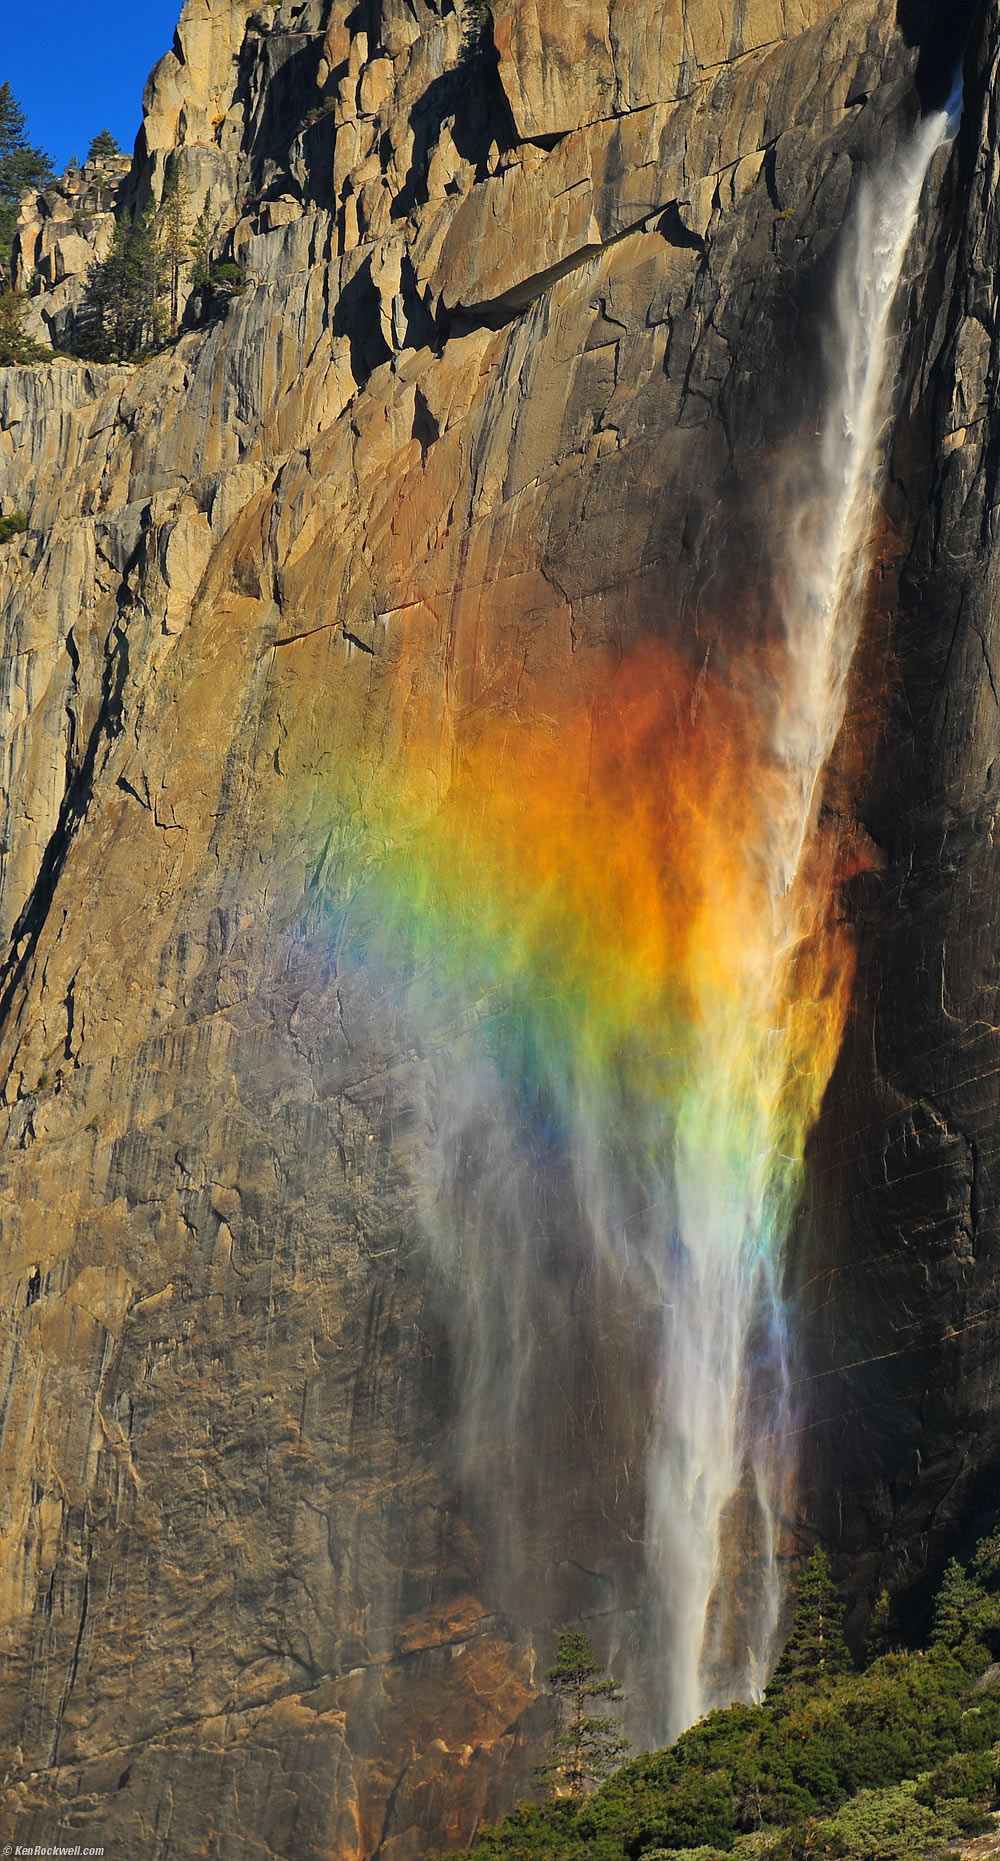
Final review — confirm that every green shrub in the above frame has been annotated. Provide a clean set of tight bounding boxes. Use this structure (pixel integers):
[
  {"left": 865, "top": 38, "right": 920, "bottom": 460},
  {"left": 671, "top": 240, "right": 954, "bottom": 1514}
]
[
  {"left": 638, "top": 1850, "right": 731, "bottom": 1860},
  {"left": 190, "top": 258, "right": 247, "bottom": 325},
  {"left": 620, "top": 1770, "right": 738, "bottom": 1856},
  {"left": 805, "top": 1778, "right": 991, "bottom": 1857},
  {"left": 204, "top": 260, "right": 245, "bottom": 291},
  {"left": 914, "top": 1744, "right": 998, "bottom": 1806},
  {"left": 303, "top": 99, "right": 338, "bottom": 128},
  {"left": 0, "top": 510, "right": 28, "bottom": 543},
  {"left": 958, "top": 1695, "right": 1000, "bottom": 1750},
  {"left": 462, "top": 0, "right": 493, "bottom": 54}
]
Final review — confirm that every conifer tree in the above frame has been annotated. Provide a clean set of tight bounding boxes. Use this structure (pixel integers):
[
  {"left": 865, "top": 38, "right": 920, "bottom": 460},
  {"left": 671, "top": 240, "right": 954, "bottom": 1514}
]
[
  {"left": 0, "top": 288, "right": 48, "bottom": 364},
  {"left": 931, "top": 1558, "right": 986, "bottom": 1653},
  {"left": 77, "top": 211, "right": 165, "bottom": 360},
  {"left": 0, "top": 84, "right": 54, "bottom": 283},
  {"left": 864, "top": 1588, "right": 898, "bottom": 1664},
  {"left": 768, "top": 1546, "right": 851, "bottom": 1697},
  {"left": 189, "top": 202, "right": 215, "bottom": 289},
  {"left": 971, "top": 1526, "right": 1000, "bottom": 1592},
  {"left": 87, "top": 128, "right": 121, "bottom": 165},
  {"left": 156, "top": 165, "right": 191, "bottom": 337},
  {"left": 537, "top": 1630, "right": 628, "bottom": 1798}
]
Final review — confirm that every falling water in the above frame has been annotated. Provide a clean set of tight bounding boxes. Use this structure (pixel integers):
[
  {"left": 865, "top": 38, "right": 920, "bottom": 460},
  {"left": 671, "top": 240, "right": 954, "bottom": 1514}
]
[
  {"left": 360, "top": 86, "right": 961, "bottom": 1752},
  {"left": 775, "top": 91, "right": 962, "bottom": 881},
  {"left": 647, "top": 92, "right": 961, "bottom": 1735}
]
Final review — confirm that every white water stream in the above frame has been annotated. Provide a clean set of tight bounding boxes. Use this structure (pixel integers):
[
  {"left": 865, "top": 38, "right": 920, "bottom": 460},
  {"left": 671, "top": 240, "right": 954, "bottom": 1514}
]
[{"left": 645, "top": 93, "right": 960, "bottom": 1737}]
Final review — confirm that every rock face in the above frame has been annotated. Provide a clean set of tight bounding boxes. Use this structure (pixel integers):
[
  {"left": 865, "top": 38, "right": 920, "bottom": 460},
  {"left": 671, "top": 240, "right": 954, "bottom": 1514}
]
[
  {"left": 802, "top": 0, "right": 1000, "bottom": 1628},
  {"left": 0, "top": 0, "right": 994, "bottom": 1854},
  {"left": 13, "top": 154, "right": 132, "bottom": 351}
]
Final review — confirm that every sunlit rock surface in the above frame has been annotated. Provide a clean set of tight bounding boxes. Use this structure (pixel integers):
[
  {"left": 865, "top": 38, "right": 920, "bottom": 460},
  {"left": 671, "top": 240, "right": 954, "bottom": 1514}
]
[
  {"left": 0, "top": 0, "right": 992, "bottom": 1853},
  {"left": 13, "top": 155, "right": 132, "bottom": 350}
]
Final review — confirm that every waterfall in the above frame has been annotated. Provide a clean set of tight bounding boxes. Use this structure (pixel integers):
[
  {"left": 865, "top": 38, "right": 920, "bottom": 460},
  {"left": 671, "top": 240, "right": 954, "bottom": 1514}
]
[
  {"left": 645, "top": 93, "right": 961, "bottom": 1735},
  {"left": 367, "top": 83, "right": 960, "bottom": 1755},
  {"left": 775, "top": 95, "right": 961, "bottom": 883}
]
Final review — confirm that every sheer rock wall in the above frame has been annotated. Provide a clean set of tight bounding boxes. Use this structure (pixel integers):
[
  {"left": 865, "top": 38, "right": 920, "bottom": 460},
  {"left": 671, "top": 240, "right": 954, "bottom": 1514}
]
[
  {"left": 0, "top": 0, "right": 993, "bottom": 1854},
  {"left": 802, "top": 0, "right": 1000, "bottom": 1633}
]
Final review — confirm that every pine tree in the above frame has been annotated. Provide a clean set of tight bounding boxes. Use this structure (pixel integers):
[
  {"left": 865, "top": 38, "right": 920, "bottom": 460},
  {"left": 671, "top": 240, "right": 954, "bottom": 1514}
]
[
  {"left": 768, "top": 1546, "right": 851, "bottom": 1697},
  {"left": 156, "top": 165, "right": 191, "bottom": 337},
  {"left": 87, "top": 128, "right": 122, "bottom": 165},
  {"left": 864, "top": 1588, "right": 898, "bottom": 1664},
  {"left": 931, "top": 1559, "right": 986, "bottom": 1653},
  {"left": 0, "top": 289, "right": 48, "bottom": 364},
  {"left": 189, "top": 202, "right": 215, "bottom": 288},
  {"left": 971, "top": 1527, "right": 1000, "bottom": 1592},
  {"left": 77, "top": 211, "right": 165, "bottom": 360},
  {"left": 536, "top": 1630, "right": 628, "bottom": 1798},
  {"left": 0, "top": 84, "right": 54, "bottom": 283}
]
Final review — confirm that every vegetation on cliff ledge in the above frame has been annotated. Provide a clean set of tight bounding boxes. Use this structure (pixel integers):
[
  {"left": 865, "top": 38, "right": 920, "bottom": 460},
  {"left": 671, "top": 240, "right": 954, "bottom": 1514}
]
[
  {"left": 75, "top": 173, "right": 245, "bottom": 362},
  {"left": 441, "top": 1538, "right": 1000, "bottom": 1861}
]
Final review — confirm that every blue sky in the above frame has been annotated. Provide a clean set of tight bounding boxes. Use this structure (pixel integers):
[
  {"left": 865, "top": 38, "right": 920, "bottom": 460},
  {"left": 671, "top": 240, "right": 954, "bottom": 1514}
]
[{"left": 4, "top": 2, "right": 183, "bottom": 173}]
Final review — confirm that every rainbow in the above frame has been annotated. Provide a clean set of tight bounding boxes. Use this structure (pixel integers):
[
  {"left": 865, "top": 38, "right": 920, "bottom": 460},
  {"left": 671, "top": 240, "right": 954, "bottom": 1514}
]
[
  {"left": 357, "top": 635, "right": 854, "bottom": 1733},
  {"left": 324, "top": 80, "right": 955, "bottom": 1742}
]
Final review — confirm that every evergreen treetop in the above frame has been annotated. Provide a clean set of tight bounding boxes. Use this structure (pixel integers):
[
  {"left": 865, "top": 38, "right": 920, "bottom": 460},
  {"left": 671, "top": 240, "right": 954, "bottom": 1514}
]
[
  {"left": 767, "top": 1544, "right": 851, "bottom": 1698},
  {"left": 158, "top": 165, "right": 192, "bottom": 338},
  {"left": 931, "top": 1558, "right": 985, "bottom": 1651},
  {"left": 864, "top": 1587, "right": 899, "bottom": 1665},
  {"left": 971, "top": 1524, "right": 1000, "bottom": 1590},
  {"left": 930, "top": 1546, "right": 1000, "bottom": 1668},
  {"left": 0, "top": 83, "right": 54, "bottom": 283},
  {"left": 0, "top": 288, "right": 49, "bottom": 365},
  {"left": 76, "top": 210, "right": 165, "bottom": 361},
  {"left": 537, "top": 1629, "right": 628, "bottom": 1798},
  {"left": 87, "top": 128, "right": 122, "bottom": 165}
]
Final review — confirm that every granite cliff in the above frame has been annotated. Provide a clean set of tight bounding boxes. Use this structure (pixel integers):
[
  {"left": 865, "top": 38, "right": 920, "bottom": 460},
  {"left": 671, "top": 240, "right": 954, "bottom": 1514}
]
[{"left": 0, "top": 0, "right": 993, "bottom": 1855}]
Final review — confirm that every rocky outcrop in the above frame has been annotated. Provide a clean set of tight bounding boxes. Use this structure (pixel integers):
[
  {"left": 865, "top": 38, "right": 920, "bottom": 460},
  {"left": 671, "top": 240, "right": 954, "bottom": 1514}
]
[
  {"left": 0, "top": 0, "right": 995, "bottom": 1854},
  {"left": 13, "top": 157, "right": 132, "bottom": 351}
]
